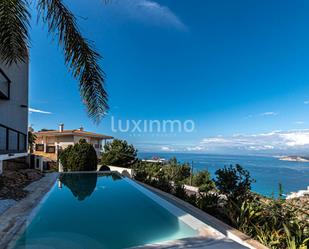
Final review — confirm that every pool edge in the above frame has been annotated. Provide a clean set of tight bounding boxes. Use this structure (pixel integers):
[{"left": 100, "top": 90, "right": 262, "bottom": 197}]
[{"left": 134, "top": 180, "right": 268, "bottom": 249}]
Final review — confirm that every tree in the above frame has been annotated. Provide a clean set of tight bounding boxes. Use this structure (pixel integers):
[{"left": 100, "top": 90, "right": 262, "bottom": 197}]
[
  {"left": 101, "top": 139, "right": 137, "bottom": 167},
  {"left": 163, "top": 158, "right": 191, "bottom": 183},
  {"left": 59, "top": 139, "right": 97, "bottom": 171},
  {"left": 28, "top": 131, "right": 37, "bottom": 153},
  {"left": 214, "top": 164, "right": 255, "bottom": 203},
  {"left": 0, "top": 0, "right": 108, "bottom": 122}
]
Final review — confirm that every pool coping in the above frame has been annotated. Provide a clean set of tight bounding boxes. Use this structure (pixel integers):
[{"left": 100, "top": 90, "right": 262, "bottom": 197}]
[
  {"left": 0, "top": 172, "right": 59, "bottom": 249},
  {"left": 135, "top": 180, "right": 268, "bottom": 249}
]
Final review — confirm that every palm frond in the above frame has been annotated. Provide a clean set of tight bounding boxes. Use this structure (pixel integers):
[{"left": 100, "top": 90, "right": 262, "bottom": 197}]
[
  {"left": 37, "top": 0, "right": 108, "bottom": 122},
  {"left": 0, "top": 0, "right": 30, "bottom": 64}
]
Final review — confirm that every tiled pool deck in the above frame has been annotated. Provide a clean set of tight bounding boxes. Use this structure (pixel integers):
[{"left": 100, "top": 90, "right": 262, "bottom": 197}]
[{"left": 0, "top": 172, "right": 267, "bottom": 249}]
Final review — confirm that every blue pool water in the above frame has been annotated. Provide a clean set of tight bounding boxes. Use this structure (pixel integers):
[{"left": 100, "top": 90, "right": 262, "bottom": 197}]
[
  {"left": 139, "top": 153, "right": 309, "bottom": 197},
  {"left": 13, "top": 173, "right": 197, "bottom": 249}
]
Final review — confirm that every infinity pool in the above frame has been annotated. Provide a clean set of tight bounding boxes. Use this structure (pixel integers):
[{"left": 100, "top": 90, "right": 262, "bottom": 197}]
[{"left": 12, "top": 173, "right": 199, "bottom": 249}]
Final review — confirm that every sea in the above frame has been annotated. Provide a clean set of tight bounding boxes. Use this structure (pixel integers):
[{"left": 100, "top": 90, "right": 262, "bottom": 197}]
[{"left": 138, "top": 153, "right": 309, "bottom": 197}]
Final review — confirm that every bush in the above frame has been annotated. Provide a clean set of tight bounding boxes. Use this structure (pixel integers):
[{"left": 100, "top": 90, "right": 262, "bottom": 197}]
[
  {"left": 214, "top": 164, "right": 254, "bottom": 203},
  {"left": 173, "top": 184, "right": 188, "bottom": 199},
  {"left": 101, "top": 139, "right": 137, "bottom": 167},
  {"left": 191, "top": 170, "right": 215, "bottom": 192},
  {"left": 132, "top": 159, "right": 191, "bottom": 184},
  {"left": 59, "top": 139, "right": 98, "bottom": 171},
  {"left": 197, "top": 192, "right": 220, "bottom": 216},
  {"left": 231, "top": 197, "right": 309, "bottom": 249},
  {"left": 163, "top": 163, "right": 191, "bottom": 183},
  {"left": 150, "top": 175, "right": 173, "bottom": 193}
]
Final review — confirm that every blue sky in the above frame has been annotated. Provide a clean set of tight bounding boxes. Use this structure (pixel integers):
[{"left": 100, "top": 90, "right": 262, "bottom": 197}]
[{"left": 29, "top": 0, "right": 309, "bottom": 154}]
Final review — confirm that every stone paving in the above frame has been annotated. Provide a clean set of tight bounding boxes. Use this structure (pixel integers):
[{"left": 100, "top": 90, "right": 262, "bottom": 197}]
[{"left": 0, "top": 199, "right": 17, "bottom": 216}]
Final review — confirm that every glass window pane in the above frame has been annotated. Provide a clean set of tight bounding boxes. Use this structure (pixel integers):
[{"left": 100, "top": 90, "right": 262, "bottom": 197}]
[
  {"left": 0, "top": 126, "right": 6, "bottom": 151},
  {"left": 8, "top": 130, "right": 18, "bottom": 151},
  {"left": 19, "top": 133, "right": 26, "bottom": 151}
]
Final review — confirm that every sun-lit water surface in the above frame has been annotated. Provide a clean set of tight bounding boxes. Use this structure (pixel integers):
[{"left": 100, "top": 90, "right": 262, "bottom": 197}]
[{"left": 13, "top": 173, "right": 197, "bottom": 249}]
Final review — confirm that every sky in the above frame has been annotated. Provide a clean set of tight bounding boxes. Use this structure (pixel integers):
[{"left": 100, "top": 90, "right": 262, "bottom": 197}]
[{"left": 28, "top": 0, "right": 309, "bottom": 154}]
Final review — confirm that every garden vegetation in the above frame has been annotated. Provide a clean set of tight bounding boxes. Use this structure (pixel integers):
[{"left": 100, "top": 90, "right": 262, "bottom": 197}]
[
  {"left": 132, "top": 161, "right": 309, "bottom": 249},
  {"left": 59, "top": 139, "right": 97, "bottom": 172},
  {"left": 100, "top": 139, "right": 137, "bottom": 167}
]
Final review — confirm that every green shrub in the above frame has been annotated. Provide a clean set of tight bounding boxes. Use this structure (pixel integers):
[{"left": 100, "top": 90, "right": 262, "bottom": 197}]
[
  {"left": 214, "top": 164, "right": 254, "bottom": 203},
  {"left": 185, "top": 194, "right": 198, "bottom": 207},
  {"left": 59, "top": 139, "right": 98, "bottom": 171},
  {"left": 101, "top": 139, "right": 137, "bottom": 167},
  {"left": 132, "top": 159, "right": 191, "bottom": 184},
  {"left": 173, "top": 184, "right": 188, "bottom": 199},
  {"left": 197, "top": 192, "right": 220, "bottom": 216},
  {"left": 233, "top": 197, "right": 309, "bottom": 249},
  {"left": 163, "top": 164, "right": 191, "bottom": 183},
  {"left": 149, "top": 172, "right": 173, "bottom": 193},
  {"left": 191, "top": 170, "right": 215, "bottom": 192}
]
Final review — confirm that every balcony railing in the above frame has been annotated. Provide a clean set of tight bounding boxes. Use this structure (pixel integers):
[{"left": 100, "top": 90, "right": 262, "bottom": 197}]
[{"left": 0, "top": 124, "right": 27, "bottom": 155}]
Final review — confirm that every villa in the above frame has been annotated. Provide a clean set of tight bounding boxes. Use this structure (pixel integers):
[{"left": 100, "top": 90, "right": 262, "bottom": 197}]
[
  {"left": 32, "top": 124, "right": 113, "bottom": 161},
  {"left": 0, "top": 60, "right": 29, "bottom": 174}
]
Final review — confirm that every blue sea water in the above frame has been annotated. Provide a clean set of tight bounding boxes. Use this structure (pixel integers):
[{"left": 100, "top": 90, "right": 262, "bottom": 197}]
[{"left": 139, "top": 153, "right": 309, "bottom": 197}]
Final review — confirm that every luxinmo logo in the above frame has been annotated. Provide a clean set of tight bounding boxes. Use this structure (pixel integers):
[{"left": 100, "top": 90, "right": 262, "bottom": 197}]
[{"left": 110, "top": 117, "right": 195, "bottom": 134}]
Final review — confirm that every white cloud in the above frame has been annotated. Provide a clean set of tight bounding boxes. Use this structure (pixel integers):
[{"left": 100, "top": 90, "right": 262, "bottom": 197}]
[
  {"left": 160, "top": 146, "right": 175, "bottom": 152},
  {"left": 108, "top": 0, "right": 187, "bottom": 30},
  {"left": 260, "top": 112, "right": 278, "bottom": 116},
  {"left": 186, "top": 146, "right": 204, "bottom": 151},
  {"left": 279, "top": 132, "right": 309, "bottom": 146},
  {"left": 29, "top": 108, "right": 52, "bottom": 114},
  {"left": 186, "top": 129, "right": 309, "bottom": 153},
  {"left": 294, "top": 121, "right": 305, "bottom": 125},
  {"left": 245, "top": 112, "right": 278, "bottom": 119}
]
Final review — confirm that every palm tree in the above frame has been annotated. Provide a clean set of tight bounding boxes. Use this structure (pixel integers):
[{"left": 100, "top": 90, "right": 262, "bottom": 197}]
[{"left": 0, "top": 0, "right": 108, "bottom": 122}]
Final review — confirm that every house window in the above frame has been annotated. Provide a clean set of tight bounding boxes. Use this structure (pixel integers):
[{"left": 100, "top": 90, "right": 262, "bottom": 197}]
[
  {"left": 46, "top": 146, "right": 55, "bottom": 153},
  {"left": 0, "top": 68, "right": 10, "bottom": 99},
  {"left": 36, "top": 144, "right": 44, "bottom": 151}
]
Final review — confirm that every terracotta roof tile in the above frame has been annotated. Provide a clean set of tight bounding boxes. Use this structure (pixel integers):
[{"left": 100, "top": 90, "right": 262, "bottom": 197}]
[{"left": 34, "top": 129, "right": 113, "bottom": 139}]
